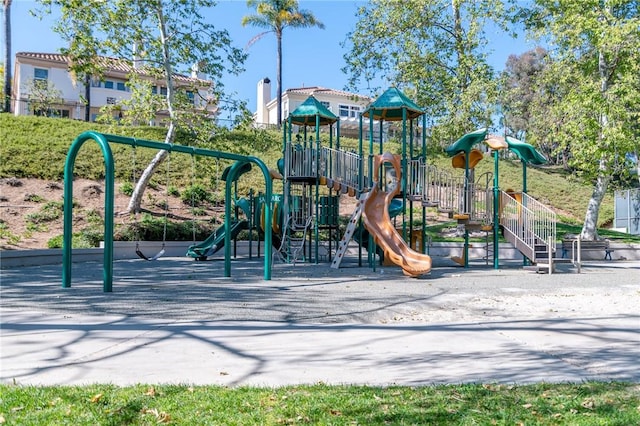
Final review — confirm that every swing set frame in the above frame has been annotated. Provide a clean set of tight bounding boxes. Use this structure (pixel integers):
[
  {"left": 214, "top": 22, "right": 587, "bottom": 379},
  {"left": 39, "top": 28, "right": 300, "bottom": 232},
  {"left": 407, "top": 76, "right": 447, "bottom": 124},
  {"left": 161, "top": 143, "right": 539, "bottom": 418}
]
[{"left": 62, "top": 131, "right": 274, "bottom": 292}]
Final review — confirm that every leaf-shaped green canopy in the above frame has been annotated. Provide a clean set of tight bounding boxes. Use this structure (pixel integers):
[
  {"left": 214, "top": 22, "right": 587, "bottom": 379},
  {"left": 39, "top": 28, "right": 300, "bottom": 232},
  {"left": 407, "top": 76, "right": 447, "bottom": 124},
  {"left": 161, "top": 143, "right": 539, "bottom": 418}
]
[
  {"left": 362, "top": 87, "right": 424, "bottom": 121},
  {"left": 445, "top": 128, "right": 488, "bottom": 156},
  {"left": 506, "top": 136, "right": 547, "bottom": 165},
  {"left": 288, "top": 95, "right": 338, "bottom": 126}
]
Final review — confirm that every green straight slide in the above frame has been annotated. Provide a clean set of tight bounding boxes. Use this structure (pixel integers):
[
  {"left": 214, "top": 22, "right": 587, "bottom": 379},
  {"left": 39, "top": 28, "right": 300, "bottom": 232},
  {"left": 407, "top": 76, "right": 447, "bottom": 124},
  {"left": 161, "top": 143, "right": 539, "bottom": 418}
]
[{"left": 186, "top": 220, "right": 249, "bottom": 260}]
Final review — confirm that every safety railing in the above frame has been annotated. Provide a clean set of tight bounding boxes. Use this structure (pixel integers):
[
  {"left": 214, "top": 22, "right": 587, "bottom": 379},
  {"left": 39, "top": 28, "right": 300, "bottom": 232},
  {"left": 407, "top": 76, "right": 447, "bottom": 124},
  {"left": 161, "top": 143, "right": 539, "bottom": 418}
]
[
  {"left": 500, "top": 190, "right": 556, "bottom": 257},
  {"left": 285, "top": 142, "right": 317, "bottom": 179},
  {"left": 319, "top": 146, "right": 365, "bottom": 192},
  {"left": 521, "top": 192, "right": 556, "bottom": 248},
  {"left": 466, "top": 181, "right": 492, "bottom": 223},
  {"left": 407, "top": 159, "right": 482, "bottom": 218}
]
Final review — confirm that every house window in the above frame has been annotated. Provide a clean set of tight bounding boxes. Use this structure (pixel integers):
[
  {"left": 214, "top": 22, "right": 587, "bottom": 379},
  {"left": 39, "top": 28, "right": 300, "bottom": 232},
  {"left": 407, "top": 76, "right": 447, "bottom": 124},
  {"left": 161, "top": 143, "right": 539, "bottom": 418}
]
[
  {"left": 151, "top": 85, "right": 157, "bottom": 94},
  {"left": 339, "top": 104, "right": 360, "bottom": 118},
  {"left": 106, "top": 97, "right": 117, "bottom": 105},
  {"left": 160, "top": 87, "right": 167, "bottom": 96},
  {"left": 32, "top": 108, "right": 69, "bottom": 118},
  {"left": 320, "top": 101, "right": 330, "bottom": 110},
  {"left": 91, "top": 79, "right": 102, "bottom": 88},
  {"left": 116, "top": 82, "right": 127, "bottom": 91},
  {"left": 104, "top": 81, "right": 114, "bottom": 89},
  {"left": 186, "top": 91, "right": 195, "bottom": 103},
  {"left": 34, "top": 68, "right": 48, "bottom": 81}
]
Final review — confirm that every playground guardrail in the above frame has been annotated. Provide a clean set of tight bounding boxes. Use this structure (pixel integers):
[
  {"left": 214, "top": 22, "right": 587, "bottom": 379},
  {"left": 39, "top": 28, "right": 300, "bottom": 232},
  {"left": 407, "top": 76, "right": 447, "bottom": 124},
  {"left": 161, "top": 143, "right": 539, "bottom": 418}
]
[
  {"left": 500, "top": 190, "right": 556, "bottom": 257},
  {"left": 319, "top": 146, "right": 365, "bottom": 192}
]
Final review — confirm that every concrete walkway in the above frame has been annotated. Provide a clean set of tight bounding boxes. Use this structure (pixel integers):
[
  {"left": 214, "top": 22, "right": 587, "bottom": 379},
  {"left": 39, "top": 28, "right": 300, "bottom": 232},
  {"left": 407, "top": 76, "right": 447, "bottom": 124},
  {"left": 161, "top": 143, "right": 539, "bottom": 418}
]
[{"left": 1, "top": 257, "right": 639, "bottom": 386}]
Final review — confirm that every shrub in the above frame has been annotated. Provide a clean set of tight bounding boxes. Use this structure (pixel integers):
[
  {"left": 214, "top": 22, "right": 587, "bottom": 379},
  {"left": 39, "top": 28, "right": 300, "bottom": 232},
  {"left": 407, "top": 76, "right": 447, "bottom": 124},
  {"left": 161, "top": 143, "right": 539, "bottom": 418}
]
[
  {"left": 181, "top": 184, "right": 211, "bottom": 206},
  {"left": 47, "top": 228, "right": 103, "bottom": 248},
  {"left": 120, "top": 182, "right": 134, "bottom": 196},
  {"left": 24, "top": 193, "right": 45, "bottom": 202},
  {"left": 25, "top": 201, "right": 63, "bottom": 223}
]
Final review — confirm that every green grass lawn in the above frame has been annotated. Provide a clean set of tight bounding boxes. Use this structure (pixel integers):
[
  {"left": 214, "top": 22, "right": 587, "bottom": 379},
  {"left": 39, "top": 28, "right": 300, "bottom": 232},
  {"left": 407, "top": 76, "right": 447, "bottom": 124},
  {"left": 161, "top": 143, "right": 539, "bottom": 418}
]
[{"left": 1, "top": 382, "right": 639, "bottom": 425}]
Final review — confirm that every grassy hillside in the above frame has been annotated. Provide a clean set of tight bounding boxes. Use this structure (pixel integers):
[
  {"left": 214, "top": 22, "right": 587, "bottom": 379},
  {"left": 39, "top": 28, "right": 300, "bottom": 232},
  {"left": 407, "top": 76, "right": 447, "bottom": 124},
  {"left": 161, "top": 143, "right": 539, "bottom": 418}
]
[
  {"left": 0, "top": 114, "right": 629, "bottom": 247},
  {"left": 0, "top": 114, "right": 284, "bottom": 195}
]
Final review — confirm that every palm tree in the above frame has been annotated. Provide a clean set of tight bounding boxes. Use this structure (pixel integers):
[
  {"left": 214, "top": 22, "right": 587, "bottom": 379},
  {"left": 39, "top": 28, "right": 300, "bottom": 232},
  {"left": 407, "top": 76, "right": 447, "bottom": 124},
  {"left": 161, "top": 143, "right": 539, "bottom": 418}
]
[
  {"left": 242, "top": 0, "right": 324, "bottom": 127},
  {"left": 3, "top": 0, "right": 12, "bottom": 113}
]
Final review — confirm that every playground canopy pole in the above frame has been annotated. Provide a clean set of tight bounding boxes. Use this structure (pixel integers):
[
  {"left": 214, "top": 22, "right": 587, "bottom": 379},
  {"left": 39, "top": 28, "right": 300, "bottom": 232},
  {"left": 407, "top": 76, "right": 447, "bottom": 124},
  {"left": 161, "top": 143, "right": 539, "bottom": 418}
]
[
  {"left": 63, "top": 131, "right": 273, "bottom": 292},
  {"left": 493, "top": 148, "right": 500, "bottom": 269}
]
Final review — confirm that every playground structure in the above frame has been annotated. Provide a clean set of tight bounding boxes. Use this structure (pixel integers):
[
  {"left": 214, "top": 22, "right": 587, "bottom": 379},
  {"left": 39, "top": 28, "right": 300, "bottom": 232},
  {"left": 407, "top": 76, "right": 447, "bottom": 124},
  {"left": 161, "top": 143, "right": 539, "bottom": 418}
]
[
  {"left": 62, "top": 87, "right": 559, "bottom": 292},
  {"left": 275, "top": 87, "right": 557, "bottom": 276}
]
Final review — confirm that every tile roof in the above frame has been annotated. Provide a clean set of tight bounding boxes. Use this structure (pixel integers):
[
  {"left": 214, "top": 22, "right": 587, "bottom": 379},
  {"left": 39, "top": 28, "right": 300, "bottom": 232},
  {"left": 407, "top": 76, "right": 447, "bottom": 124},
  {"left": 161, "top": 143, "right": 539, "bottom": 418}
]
[
  {"left": 15, "top": 52, "right": 208, "bottom": 84},
  {"left": 286, "top": 86, "right": 371, "bottom": 101}
]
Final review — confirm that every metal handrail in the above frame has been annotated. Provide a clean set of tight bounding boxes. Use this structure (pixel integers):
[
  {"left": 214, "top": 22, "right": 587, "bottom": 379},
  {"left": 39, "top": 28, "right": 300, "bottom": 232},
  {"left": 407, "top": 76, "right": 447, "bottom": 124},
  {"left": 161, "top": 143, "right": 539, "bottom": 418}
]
[
  {"left": 319, "top": 146, "right": 366, "bottom": 192},
  {"left": 499, "top": 190, "right": 556, "bottom": 255}
]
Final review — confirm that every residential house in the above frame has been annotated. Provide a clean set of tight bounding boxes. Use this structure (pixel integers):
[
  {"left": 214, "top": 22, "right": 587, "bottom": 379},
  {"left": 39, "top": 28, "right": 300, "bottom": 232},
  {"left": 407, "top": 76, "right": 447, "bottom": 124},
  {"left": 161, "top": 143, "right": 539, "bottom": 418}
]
[
  {"left": 12, "top": 52, "right": 214, "bottom": 125},
  {"left": 254, "top": 78, "right": 374, "bottom": 140}
]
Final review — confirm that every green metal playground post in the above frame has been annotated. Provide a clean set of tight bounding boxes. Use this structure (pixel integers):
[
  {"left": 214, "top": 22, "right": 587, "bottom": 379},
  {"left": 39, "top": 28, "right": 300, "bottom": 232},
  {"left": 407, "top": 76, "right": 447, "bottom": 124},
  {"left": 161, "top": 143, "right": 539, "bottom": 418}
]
[
  {"left": 314, "top": 114, "right": 320, "bottom": 264},
  {"left": 401, "top": 108, "right": 407, "bottom": 241},
  {"left": 63, "top": 132, "right": 115, "bottom": 292},
  {"left": 463, "top": 149, "right": 470, "bottom": 268},
  {"left": 493, "top": 149, "right": 500, "bottom": 269}
]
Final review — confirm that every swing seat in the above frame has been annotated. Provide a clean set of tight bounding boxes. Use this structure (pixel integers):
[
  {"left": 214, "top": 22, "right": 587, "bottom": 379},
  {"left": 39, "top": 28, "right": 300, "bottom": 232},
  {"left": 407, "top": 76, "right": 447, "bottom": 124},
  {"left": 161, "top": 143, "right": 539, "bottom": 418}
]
[{"left": 136, "top": 243, "right": 165, "bottom": 261}]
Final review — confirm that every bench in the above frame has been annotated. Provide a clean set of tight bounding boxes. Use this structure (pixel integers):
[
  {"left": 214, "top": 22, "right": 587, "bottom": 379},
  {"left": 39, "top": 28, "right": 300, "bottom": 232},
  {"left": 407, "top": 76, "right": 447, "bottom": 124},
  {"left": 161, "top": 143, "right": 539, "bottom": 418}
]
[{"left": 561, "top": 239, "right": 614, "bottom": 260}]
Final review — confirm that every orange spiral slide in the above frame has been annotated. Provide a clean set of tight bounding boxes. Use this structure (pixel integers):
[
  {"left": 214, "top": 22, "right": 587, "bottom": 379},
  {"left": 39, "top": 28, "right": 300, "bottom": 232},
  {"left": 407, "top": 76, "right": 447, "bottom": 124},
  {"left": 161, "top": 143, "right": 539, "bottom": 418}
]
[{"left": 361, "top": 152, "right": 432, "bottom": 277}]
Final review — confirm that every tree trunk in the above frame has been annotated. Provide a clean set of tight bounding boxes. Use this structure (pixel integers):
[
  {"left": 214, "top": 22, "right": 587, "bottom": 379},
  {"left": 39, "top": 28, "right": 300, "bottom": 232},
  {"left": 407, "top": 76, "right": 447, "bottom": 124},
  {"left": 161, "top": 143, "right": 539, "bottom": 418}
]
[
  {"left": 84, "top": 74, "right": 91, "bottom": 121},
  {"left": 580, "top": 157, "right": 610, "bottom": 240},
  {"left": 126, "top": 147, "right": 170, "bottom": 213},
  {"left": 126, "top": 2, "right": 177, "bottom": 214},
  {"left": 276, "top": 30, "right": 283, "bottom": 128},
  {"left": 3, "top": 0, "right": 12, "bottom": 113},
  {"left": 581, "top": 48, "right": 613, "bottom": 240}
]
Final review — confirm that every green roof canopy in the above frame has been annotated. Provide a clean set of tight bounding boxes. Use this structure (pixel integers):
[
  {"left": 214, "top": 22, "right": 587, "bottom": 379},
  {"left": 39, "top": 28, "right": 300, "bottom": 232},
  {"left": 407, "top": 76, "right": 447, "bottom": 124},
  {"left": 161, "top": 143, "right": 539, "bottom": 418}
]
[
  {"left": 288, "top": 95, "right": 338, "bottom": 126},
  {"left": 362, "top": 87, "right": 424, "bottom": 121},
  {"left": 506, "top": 136, "right": 547, "bottom": 165},
  {"left": 445, "top": 128, "right": 488, "bottom": 156}
]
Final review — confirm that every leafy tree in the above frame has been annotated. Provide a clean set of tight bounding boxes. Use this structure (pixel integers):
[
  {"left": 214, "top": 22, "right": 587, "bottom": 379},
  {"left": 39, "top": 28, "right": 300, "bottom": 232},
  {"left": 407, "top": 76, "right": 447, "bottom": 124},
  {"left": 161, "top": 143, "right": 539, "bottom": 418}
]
[
  {"left": 500, "top": 48, "right": 548, "bottom": 141},
  {"left": 342, "top": 0, "right": 514, "bottom": 146},
  {"left": 37, "top": 0, "right": 246, "bottom": 213},
  {"left": 23, "top": 79, "right": 63, "bottom": 116},
  {"left": 499, "top": 47, "right": 573, "bottom": 168},
  {"left": 521, "top": 0, "right": 640, "bottom": 239},
  {"left": 97, "top": 75, "right": 162, "bottom": 127},
  {"left": 2, "top": 0, "right": 11, "bottom": 113},
  {"left": 242, "top": 0, "right": 325, "bottom": 128}
]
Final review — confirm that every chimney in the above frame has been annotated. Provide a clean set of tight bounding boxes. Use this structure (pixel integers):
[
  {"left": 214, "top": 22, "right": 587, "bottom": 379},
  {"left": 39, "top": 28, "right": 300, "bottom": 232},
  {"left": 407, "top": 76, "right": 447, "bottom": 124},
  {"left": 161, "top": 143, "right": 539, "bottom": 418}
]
[
  {"left": 132, "top": 41, "right": 143, "bottom": 70},
  {"left": 257, "top": 77, "right": 271, "bottom": 125},
  {"left": 191, "top": 61, "right": 206, "bottom": 80}
]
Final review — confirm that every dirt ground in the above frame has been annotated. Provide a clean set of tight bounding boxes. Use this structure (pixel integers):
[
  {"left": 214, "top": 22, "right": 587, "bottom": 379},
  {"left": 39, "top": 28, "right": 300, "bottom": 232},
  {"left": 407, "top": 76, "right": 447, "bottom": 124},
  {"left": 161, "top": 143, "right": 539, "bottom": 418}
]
[{"left": 0, "top": 178, "right": 187, "bottom": 250}]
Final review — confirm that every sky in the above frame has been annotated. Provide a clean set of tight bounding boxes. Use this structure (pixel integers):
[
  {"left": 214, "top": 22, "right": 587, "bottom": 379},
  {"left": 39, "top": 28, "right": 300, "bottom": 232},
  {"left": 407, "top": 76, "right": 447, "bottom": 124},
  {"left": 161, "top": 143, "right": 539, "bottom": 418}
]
[{"left": 4, "top": 0, "right": 535, "bottom": 122}]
